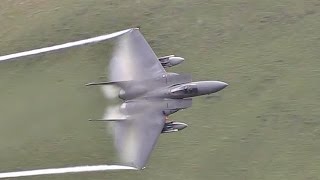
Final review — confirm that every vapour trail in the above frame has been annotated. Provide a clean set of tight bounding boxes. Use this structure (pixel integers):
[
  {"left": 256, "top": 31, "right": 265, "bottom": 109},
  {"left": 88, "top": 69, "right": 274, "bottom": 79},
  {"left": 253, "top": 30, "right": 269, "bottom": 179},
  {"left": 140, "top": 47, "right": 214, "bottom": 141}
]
[
  {"left": 0, "top": 165, "right": 137, "bottom": 179},
  {"left": 0, "top": 28, "right": 132, "bottom": 62}
]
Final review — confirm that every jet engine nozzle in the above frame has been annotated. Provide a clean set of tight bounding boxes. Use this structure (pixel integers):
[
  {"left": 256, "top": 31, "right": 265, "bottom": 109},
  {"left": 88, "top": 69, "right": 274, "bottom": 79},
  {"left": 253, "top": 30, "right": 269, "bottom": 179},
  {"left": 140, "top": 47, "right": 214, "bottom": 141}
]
[{"left": 118, "top": 85, "right": 147, "bottom": 100}]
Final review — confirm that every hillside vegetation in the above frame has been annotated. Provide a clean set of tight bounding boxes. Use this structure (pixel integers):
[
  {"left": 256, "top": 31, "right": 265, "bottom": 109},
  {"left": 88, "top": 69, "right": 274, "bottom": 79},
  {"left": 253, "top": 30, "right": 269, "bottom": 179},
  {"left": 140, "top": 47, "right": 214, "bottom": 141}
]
[{"left": 0, "top": 0, "right": 320, "bottom": 179}]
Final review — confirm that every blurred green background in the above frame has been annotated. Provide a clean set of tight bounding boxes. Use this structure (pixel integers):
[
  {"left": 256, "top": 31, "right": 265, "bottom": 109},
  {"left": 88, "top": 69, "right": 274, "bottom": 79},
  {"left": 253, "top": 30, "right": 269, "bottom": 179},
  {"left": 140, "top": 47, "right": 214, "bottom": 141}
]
[{"left": 0, "top": 0, "right": 320, "bottom": 179}]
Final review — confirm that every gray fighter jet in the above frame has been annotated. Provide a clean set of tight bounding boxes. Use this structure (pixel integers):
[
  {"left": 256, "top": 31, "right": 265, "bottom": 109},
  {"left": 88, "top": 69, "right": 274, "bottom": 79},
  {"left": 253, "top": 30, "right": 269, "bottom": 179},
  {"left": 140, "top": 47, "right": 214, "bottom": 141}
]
[{"left": 86, "top": 28, "right": 228, "bottom": 170}]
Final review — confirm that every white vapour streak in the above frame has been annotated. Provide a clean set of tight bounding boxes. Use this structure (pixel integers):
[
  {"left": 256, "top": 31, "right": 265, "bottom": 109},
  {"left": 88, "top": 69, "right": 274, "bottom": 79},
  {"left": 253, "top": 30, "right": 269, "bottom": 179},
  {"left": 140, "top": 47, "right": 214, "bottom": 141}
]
[
  {"left": 0, "top": 28, "right": 132, "bottom": 62},
  {"left": 103, "top": 105, "right": 124, "bottom": 120},
  {"left": 0, "top": 165, "right": 136, "bottom": 179},
  {"left": 109, "top": 29, "right": 136, "bottom": 81},
  {"left": 101, "top": 85, "right": 119, "bottom": 99},
  {"left": 103, "top": 104, "right": 125, "bottom": 134}
]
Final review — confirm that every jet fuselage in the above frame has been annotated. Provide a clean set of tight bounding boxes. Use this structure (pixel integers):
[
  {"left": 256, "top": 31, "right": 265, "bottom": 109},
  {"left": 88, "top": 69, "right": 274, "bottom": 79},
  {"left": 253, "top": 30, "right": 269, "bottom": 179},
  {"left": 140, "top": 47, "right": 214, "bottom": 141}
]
[{"left": 119, "top": 80, "right": 228, "bottom": 100}]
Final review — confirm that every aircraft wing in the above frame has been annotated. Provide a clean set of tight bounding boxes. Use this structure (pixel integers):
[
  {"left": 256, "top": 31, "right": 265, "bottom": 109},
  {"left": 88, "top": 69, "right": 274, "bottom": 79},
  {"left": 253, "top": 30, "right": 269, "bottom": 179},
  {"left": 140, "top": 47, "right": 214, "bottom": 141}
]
[
  {"left": 109, "top": 28, "right": 166, "bottom": 82},
  {"left": 108, "top": 100, "right": 165, "bottom": 169}
]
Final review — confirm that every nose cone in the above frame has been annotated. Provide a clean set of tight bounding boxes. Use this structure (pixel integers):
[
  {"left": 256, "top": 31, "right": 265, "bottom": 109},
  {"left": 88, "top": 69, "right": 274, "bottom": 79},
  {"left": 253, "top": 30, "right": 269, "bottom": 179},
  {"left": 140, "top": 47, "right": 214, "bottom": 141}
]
[
  {"left": 213, "top": 81, "right": 228, "bottom": 92},
  {"left": 196, "top": 81, "right": 228, "bottom": 95}
]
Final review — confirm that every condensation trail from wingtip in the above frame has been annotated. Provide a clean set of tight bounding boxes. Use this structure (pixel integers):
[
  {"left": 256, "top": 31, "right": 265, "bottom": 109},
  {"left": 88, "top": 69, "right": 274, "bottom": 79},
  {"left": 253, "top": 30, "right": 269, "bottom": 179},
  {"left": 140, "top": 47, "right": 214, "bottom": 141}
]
[
  {"left": 0, "top": 165, "right": 137, "bottom": 179},
  {"left": 0, "top": 28, "right": 132, "bottom": 62}
]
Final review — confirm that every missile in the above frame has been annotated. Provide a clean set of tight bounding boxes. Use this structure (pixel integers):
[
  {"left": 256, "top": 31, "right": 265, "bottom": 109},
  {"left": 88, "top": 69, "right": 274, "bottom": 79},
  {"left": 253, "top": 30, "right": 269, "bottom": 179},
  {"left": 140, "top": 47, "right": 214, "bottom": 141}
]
[
  {"left": 161, "top": 121, "right": 188, "bottom": 133},
  {"left": 158, "top": 55, "right": 184, "bottom": 68}
]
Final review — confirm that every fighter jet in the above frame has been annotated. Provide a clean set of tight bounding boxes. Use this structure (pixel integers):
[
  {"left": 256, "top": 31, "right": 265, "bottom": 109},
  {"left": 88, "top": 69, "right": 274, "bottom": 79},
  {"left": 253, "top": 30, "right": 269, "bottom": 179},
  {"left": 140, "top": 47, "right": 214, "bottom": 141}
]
[{"left": 86, "top": 28, "right": 228, "bottom": 170}]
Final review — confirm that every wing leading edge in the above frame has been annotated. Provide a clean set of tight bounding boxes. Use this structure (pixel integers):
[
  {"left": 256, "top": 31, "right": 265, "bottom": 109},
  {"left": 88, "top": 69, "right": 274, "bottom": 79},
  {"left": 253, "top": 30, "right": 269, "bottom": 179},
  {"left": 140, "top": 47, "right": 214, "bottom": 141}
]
[{"left": 109, "top": 28, "right": 166, "bottom": 82}]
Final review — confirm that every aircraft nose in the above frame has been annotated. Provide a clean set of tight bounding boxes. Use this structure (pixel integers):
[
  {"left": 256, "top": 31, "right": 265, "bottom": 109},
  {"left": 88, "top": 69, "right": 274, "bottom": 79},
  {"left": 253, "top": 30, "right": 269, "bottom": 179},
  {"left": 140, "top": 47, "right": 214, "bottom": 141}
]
[
  {"left": 214, "top": 81, "right": 228, "bottom": 90},
  {"left": 196, "top": 81, "right": 228, "bottom": 95},
  {"left": 211, "top": 81, "right": 228, "bottom": 93}
]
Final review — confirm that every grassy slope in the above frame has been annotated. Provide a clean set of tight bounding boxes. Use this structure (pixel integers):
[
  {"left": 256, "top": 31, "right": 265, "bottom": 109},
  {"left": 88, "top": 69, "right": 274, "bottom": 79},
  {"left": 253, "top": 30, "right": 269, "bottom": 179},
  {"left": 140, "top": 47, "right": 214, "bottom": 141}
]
[{"left": 0, "top": 0, "right": 320, "bottom": 179}]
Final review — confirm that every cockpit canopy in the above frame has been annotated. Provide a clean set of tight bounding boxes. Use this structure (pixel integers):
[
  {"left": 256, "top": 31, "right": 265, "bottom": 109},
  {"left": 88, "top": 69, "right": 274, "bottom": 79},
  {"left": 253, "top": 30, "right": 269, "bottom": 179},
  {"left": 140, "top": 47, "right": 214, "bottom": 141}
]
[{"left": 170, "top": 84, "right": 198, "bottom": 94}]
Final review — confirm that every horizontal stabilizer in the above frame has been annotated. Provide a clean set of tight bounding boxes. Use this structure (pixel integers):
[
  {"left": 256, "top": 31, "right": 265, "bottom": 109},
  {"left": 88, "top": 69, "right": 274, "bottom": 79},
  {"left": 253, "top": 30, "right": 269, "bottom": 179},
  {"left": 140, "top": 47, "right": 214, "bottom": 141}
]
[
  {"left": 86, "top": 81, "right": 118, "bottom": 86},
  {"left": 85, "top": 80, "right": 131, "bottom": 91}
]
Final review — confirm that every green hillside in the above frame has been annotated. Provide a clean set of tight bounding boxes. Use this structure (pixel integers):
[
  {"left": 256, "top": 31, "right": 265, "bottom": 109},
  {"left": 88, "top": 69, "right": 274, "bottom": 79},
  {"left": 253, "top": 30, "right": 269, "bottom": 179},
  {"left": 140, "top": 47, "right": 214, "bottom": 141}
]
[{"left": 0, "top": 0, "right": 320, "bottom": 179}]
